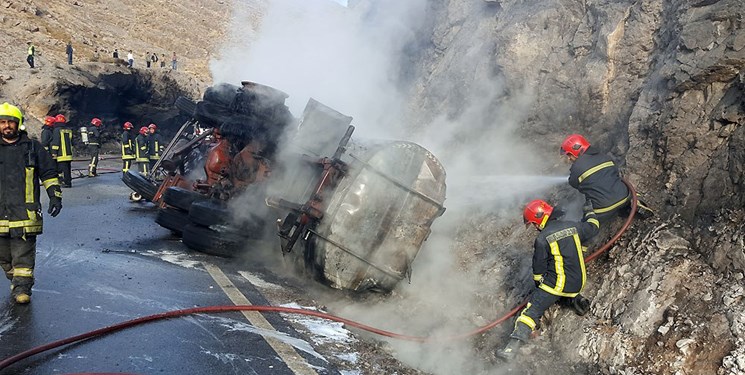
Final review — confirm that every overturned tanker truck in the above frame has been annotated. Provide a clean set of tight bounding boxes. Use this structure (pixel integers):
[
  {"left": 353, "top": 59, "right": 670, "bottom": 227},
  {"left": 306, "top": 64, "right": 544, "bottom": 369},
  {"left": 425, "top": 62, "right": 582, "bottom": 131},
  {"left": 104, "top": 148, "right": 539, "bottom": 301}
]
[{"left": 123, "top": 81, "right": 447, "bottom": 293}]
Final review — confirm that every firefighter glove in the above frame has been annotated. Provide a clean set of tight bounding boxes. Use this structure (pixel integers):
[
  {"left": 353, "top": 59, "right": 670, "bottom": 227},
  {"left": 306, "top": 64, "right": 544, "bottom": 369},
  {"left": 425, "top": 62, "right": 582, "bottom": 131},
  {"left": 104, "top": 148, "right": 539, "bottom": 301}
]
[{"left": 47, "top": 186, "right": 62, "bottom": 217}]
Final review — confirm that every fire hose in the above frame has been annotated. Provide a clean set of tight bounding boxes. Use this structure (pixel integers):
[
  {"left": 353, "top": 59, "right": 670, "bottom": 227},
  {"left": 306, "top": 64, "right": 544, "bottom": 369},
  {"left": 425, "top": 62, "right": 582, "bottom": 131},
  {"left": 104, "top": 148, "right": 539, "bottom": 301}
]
[{"left": 0, "top": 179, "right": 638, "bottom": 371}]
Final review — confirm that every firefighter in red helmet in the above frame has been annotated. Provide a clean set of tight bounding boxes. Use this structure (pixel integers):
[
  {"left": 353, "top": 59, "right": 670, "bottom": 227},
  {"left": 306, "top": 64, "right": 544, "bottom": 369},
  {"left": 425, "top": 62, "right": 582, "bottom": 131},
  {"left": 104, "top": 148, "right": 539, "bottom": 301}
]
[
  {"left": 496, "top": 199, "right": 599, "bottom": 361},
  {"left": 560, "top": 134, "right": 653, "bottom": 222},
  {"left": 51, "top": 114, "right": 74, "bottom": 187},
  {"left": 135, "top": 126, "right": 150, "bottom": 175},
  {"left": 146, "top": 123, "right": 163, "bottom": 171},
  {"left": 121, "top": 122, "right": 135, "bottom": 174},
  {"left": 86, "top": 118, "right": 103, "bottom": 177},
  {"left": 41, "top": 116, "right": 56, "bottom": 156}
]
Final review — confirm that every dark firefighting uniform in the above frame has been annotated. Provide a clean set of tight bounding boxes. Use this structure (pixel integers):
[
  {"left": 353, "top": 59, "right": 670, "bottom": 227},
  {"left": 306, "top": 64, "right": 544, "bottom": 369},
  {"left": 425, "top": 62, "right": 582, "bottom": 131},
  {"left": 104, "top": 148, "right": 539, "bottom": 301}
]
[
  {"left": 568, "top": 146, "right": 630, "bottom": 222},
  {"left": 509, "top": 212, "right": 600, "bottom": 341},
  {"left": 51, "top": 123, "right": 74, "bottom": 187},
  {"left": 0, "top": 133, "right": 61, "bottom": 297},
  {"left": 147, "top": 131, "right": 163, "bottom": 170},
  {"left": 121, "top": 129, "right": 135, "bottom": 173},
  {"left": 87, "top": 126, "right": 101, "bottom": 176},
  {"left": 135, "top": 133, "right": 150, "bottom": 175},
  {"left": 40, "top": 126, "right": 54, "bottom": 155}
]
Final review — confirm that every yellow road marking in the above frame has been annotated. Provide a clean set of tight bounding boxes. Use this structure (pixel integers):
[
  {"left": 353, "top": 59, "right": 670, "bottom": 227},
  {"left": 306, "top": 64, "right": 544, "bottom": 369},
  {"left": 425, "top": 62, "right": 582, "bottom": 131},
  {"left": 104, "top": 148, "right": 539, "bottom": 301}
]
[{"left": 203, "top": 262, "right": 317, "bottom": 375}]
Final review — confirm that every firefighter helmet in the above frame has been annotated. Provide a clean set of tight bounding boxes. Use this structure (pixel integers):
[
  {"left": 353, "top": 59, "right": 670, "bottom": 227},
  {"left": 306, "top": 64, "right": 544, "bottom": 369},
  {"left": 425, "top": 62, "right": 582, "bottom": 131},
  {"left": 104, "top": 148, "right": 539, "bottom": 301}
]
[
  {"left": 91, "top": 117, "right": 102, "bottom": 127},
  {"left": 55, "top": 114, "right": 67, "bottom": 123},
  {"left": 523, "top": 199, "right": 553, "bottom": 230},
  {"left": 44, "top": 116, "right": 55, "bottom": 126},
  {"left": 139, "top": 126, "right": 148, "bottom": 135},
  {"left": 123, "top": 121, "right": 133, "bottom": 130},
  {"left": 560, "top": 134, "right": 590, "bottom": 158},
  {"left": 0, "top": 102, "right": 24, "bottom": 129},
  {"left": 148, "top": 123, "right": 157, "bottom": 131}
]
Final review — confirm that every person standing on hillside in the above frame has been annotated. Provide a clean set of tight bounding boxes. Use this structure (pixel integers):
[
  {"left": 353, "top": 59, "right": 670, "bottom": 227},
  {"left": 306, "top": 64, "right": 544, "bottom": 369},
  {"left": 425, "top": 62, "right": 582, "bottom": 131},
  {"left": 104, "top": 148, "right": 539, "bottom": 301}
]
[
  {"left": 560, "top": 134, "right": 654, "bottom": 222},
  {"left": 51, "top": 114, "right": 74, "bottom": 188},
  {"left": 127, "top": 50, "right": 134, "bottom": 68},
  {"left": 171, "top": 52, "right": 177, "bottom": 70},
  {"left": 113, "top": 49, "right": 119, "bottom": 59},
  {"left": 26, "top": 42, "right": 35, "bottom": 68},
  {"left": 66, "top": 41, "right": 74, "bottom": 65},
  {"left": 87, "top": 118, "right": 102, "bottom": 177},
  {"left": 160, "top": 54, "right": 166, "bottom": 68},
  {"left": 496, "top": 199, "right": 599, "bottom": 361},
  {"left": 0, "top": 103, "right": 62, "bottom": 304},
  {"left": 146, "top": 52, "right": 152, "bottom": 68},
  {"left": 121, "top": 121, "right": 135, "bottom": 174},
  {"left": 135, "top": 126, "right": 150, "bottom": 175},
  {"left": 150, "top": 53, "right": 158, "bottom": 68}
]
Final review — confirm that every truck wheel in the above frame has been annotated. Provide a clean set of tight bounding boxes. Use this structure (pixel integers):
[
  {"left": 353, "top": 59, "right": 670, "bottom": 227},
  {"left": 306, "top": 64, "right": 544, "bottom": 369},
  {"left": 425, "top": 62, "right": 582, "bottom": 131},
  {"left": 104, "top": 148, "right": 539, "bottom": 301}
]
[
  {"left": 175, "top": 96, "right": 197, "bottom": 116},
  {"left": 122, "top": 170, "right": 157, "bottom": 202},
  {"left": 188, "top": 199, "right": 230, "bottom": 227},
  {"left": 155, "top": 207, "right": 190, "bottom": 236},
  {"left": 181, "top": 223, "right": 244, "bottom": 258},
  {"left": 163, "top": 187, "right": 206, "bottom": 212},
  {"left": 189, "top": 199, "right": 266, "bottom": 238}
]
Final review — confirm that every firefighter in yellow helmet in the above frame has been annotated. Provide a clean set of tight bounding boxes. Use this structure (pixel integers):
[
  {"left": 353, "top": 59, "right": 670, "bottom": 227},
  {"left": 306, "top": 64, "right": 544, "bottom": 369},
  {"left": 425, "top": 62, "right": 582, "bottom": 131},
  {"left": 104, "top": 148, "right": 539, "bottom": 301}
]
[
  {"left": 496, "top": 199, "right": 599, "bottom": 361},
  {"left": 0, "top": 103, "right": 62, "bottom": 304}
]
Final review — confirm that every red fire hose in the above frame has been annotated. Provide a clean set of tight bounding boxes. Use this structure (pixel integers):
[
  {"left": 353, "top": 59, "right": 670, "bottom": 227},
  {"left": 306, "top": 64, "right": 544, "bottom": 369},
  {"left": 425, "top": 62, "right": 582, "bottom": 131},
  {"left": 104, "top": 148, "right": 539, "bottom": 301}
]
[{"left": 0, "top": 180, "right": 638, "bottom": 372}]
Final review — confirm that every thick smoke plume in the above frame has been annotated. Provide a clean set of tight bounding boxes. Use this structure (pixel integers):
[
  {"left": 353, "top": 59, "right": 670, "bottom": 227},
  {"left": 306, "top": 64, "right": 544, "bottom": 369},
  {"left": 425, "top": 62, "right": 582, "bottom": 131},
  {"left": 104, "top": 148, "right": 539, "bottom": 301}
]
[{"left": 212, "top": 0, "right": 566, "bottom": 373}]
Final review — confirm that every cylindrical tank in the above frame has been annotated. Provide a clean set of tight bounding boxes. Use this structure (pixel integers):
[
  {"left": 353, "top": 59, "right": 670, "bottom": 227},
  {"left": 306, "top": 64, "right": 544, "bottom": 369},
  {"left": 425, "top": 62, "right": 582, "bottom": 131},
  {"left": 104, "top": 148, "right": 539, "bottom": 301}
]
[
  {"left": 308, "top": 140, "right": 447, "bottom": 293},
  {"left": 80, "top": 126, "right": 89, "bottom": 144}
]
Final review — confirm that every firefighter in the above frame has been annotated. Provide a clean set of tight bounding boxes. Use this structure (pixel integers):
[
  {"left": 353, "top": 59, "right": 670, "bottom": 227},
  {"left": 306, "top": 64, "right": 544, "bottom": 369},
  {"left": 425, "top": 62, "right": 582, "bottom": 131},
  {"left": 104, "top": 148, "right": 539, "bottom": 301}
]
[
  {"left": 135, "top": 126, "right": 150, "bottom": 175},
  {"left": 0, "top": 103, "right": 62, "bottom": 304},
  {"left": 560, "top": 134, "right": 653, "bottom": 222},
  {"left": 87, "top": 118, "right": 102, "bottom": 177},
  {"left": 51, "top": 114, "right": 74, "bottom": 188},
  {"left": 121, "top": 121, "right": 135, "bottom": 174},
  {"left": 147, "top": 123, "right": 163, "bottom": 171},
  {"left": 496, "top": 199, "right": 599, "bottom": 361},
  {"left": 41, "top": 116, "right": 55, "bottom": 156}
]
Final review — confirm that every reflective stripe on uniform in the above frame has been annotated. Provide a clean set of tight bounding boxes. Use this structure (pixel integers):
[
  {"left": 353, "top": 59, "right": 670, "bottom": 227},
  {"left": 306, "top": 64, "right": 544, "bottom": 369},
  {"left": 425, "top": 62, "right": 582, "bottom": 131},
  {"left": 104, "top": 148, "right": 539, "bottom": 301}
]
[
  {"left": 25, "top": 167, "right": 34, "bottom": 204},
  {"left": 594, "top": 196, "right": 629, "bottom": 213},
  {"left": 578, "top": 161, "right": 614, "bottom": 183},
  {"left": 549, "top": 241, "right": 565, "bottom": 292},
  {"left": 574, "top": 234, "right": 586, "bottom": 290},
  {"left": 0, "top": 210, "right": 43, "bottom": 234},
  {"left": 42, "top": 177, "right": 60, "bottom": 190},
  {"left": 533, "top": 274, "right": 542, "bottom": 281},
  {"left": 13, "top": 267, "right": 33, "bottom": 277},
  {"left": 516, "top": 303, "right": 536, "bottom": 330}
]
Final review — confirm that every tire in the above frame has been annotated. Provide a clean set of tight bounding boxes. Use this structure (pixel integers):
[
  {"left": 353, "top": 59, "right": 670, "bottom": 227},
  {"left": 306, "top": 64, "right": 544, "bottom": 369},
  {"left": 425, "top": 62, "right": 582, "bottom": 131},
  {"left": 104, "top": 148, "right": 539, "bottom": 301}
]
[
  {"left": 155, "top": 207, "right": 190, "bottom": 236},
  {"left": 175, "top": 96, "right": 197, "bottom": 116},
  {"left": 163, "top": 187, "right": 206, "bottom": 212},
  {"left": 181, "top": 223, "right": 245, "bottom": 258},
  {"left": 188, "top": 199, "right": 230, "bottom": 227},
  {"left": 189, "top": 199, "right": 267, "bottom": 238},
  {"left": 122, "top": 170, "right": 157, "bottom": 201}
]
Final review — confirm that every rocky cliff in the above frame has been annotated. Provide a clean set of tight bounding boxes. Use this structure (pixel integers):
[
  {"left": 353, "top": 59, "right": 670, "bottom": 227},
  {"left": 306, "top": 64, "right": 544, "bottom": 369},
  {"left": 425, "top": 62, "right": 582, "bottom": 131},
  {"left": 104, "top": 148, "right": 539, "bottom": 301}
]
[{"left": 401, "top": 0, "right": 744, "bottom": 374}]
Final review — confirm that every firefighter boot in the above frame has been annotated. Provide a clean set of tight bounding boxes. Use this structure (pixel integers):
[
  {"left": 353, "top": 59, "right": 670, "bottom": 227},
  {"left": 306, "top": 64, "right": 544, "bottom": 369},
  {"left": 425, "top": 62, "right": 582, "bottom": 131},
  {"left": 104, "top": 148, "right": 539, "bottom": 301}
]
[
  {"left": 496, "top": 322, "right": 531, "bottom": 361},
  {"left": 495, "top": 338, "right": 522, "bottom": 361},
  {"left": 571, "top": 294, "right": 591, "bottom": 316},
  {"left": 11, "top": 285, "right": 30, "bottom": 304}
]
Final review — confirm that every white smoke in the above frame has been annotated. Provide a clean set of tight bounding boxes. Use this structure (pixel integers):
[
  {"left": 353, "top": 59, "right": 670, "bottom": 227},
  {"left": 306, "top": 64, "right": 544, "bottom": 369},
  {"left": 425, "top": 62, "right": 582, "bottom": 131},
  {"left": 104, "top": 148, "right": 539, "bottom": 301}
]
[{"left": 211, "top": 1, "right": 567, "bottom": 373}]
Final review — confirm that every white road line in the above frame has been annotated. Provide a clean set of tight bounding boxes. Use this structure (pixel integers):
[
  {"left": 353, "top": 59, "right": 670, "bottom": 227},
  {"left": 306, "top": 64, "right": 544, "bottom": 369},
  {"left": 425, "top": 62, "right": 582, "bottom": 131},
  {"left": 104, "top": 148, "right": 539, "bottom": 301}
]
[{"left": 203, "top": 262, "right": 318, "bottom": 375}]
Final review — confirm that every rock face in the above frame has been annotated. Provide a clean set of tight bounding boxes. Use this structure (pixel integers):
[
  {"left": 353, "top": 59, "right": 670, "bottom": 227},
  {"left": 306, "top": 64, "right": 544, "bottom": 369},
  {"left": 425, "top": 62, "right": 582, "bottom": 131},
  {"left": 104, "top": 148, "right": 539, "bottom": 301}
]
[{"left": 401, "top": 0, "right": 745, "bottom": 373}]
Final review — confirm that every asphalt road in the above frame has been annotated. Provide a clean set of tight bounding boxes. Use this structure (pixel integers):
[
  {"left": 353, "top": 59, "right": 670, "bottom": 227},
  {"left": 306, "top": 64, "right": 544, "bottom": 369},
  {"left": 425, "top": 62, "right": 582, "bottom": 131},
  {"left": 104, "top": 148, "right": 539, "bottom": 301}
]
[{"left": 0, "top": 161, "right": 345, "bottom": 375}]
